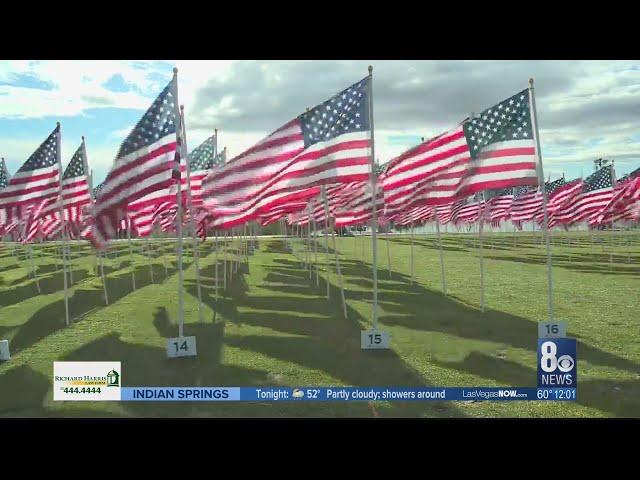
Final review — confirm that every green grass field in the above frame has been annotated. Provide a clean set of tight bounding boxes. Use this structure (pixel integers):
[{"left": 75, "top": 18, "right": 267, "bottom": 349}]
[{"left": 1, "top": 230, "right": 639, "bottom": 417}]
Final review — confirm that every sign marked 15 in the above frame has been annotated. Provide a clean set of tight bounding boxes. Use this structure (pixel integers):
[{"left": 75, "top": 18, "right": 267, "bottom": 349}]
[
  {"left": 361, "top": 330, "right": 390, "bottom": 350},
  {"left": 166, "top": 336, "right": 197, "bottom": 358}
]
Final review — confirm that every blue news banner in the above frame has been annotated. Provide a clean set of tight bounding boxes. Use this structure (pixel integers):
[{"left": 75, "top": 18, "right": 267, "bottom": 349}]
[
  {"left": 120, "top": 387, "right": 576, "bottom": 402},
  {"left": 118, "top": 337, "right": 577, "bottom": 403}
]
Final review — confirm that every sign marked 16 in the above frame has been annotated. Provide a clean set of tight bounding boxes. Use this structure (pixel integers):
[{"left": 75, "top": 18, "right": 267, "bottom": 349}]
[{"left": 538, "top": 321, "right": 566, "bottom": 339}]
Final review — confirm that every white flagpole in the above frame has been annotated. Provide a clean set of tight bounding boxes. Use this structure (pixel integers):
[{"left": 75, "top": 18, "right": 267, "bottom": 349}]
[
  {"left": 28, "top": 244, "right": 41, "bottom": 293},
  {"left": 410, "top": 220, "right": 415, "bottom": 284},
  {"left": 529, "top": 78, "right": 554, "bottom": 321},
  {"left": 179, "top": 105, "right": 204, "bottom": 324},
  {"left": 223, "top": 230, "right": 228, "bottom": 291},
  {"left": 146, "top": 237, "right": 154, "bottom": 283},
  {"left": 322, "top": 185, "right": 331, "bottom": 299},
  {"left": 307, "top": 208, "right": 312, "bottom": 280},
  {"left": 234, "top": 227, "right": 239, "bottom": 274},
  {"left": 84, "top": 137, "right": 108, "bottom": 304},
  {"left": 367, "top": 65, "right": 379, "bottom": 331},
  {"left": 331, "top": 219, "right": 348, "bottom": 319},
  {"left": 214, "top": 231, "right": 219, "bottom": 301},
  {"left": 386, "top": 228, "right": 392, "bottom": 279},
  {"left": 434, "top": 210, "right": 447, "bottom": 295},
  {"left": 610, "top": 162, "right": 616, "bottom": 271},
  {"left": 127, "top": 217, "right": 136, "bottom": 291},
  {"left": 171, "top": 69, "right": 186, "bottom": 338},
  {"left": 162, "top": 241, "right": 168, "bottom": 278},
  {"left": 478, "top": 194, "right": 486, "bottom": 312},
  {"left": 55, "top": 123, "right": 70, "bottom": 326},
  {"left": 312, "top": 208, "right": 319, "bottom": 287},
  {"left": 67, "top": 243, "right": 73, "bottom": 285}
]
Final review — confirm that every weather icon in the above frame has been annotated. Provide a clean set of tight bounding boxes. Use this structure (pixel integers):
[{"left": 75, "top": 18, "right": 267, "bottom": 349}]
[{"left": 292, "top": 389, "right": 305, "bottom": 398}]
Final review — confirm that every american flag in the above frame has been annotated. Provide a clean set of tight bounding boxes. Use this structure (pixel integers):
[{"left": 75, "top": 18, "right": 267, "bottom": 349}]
[
  {"left": 453, "top": 197, "right": 485, "bottom": 225},
  {"left": 0, "top": 158, "right": 8, "bottom": 235},
  {"left": 40, "top": 142, "right": 92, "bottom": 238},
  {"left": 484, "top": 187, "right": 514, "bottom": 222},
  {"left": 188, "top": 134, "right": 223, "bottom": 207},
  {"left": 382, "top": 89, "right": 539, "bottom": 219},
  {"left": 0, "top": 126, "right": 61, "bottom": 238},
  {"left": 334, "top": 180, "right": 384, "bottom": 228},
  {"left": 88, "top": 76, "right": 179, "bottom": 248},
  {"left": 0, "top": 158, "right": 8, "bottom": 190},
  {"left": 435, "top": 203, "right": 457, "bottom": 225},
  {"left": 546, "top": 178, "right": 582, "bottom": 214},
  {"left": 395, "top": 205, "right": 434, "bottom": 226},
  {"left": 201, "top": 76, "right": 372, "bottom": 229},
  {"left": 594, "top": 166, "right": 640, "bottom": 224},
  {"left": 382, "top": 130, "right": 469, "bottom": 217},
  {"left": 510, "top": 185, "right": 541, "bottom": 223},
  {"left": 552, "top": 166, "right": 614, "bottom": 226},
  {"left": 458, "top": 89, "right": 538, "bottom": 195},
  {"left": 539, "top": 177, "right": 582, "bottom": 226}
]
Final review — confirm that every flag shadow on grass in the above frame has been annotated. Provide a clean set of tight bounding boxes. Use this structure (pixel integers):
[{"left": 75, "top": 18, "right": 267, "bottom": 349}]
[
  {"left": 483, "top": 252, "right": 640, "bottom": 276},
  {"left": 340, "top": 260, "right": 640, "bottom": 377},
  {"left": 57, "top": 307, "right": 322, "bottom": 418},
  {"left": 211, "top": 239, "right": 466, "bottom": 418},
  {"left": 389, "top": 237, "right": 472, "bottom": 254},
  {"left": 7, "top": 262, "right": 176, "bottom": 356},
  {"left": 0, "top": 268, "right": 91, "bottom": 309},
  {"left": 184, "top": 253, "right": 251, "bottom": 325},
  {"left": 308, "top": 242, "right": 640, "bottom": 415},
  {"left": 0, "top": 364, "right": 52, "bottom": 415},
  {"left": 431, "top": 352, "right": 640, "bottom": 417},
  {"left": 271, "top": 238, "right": 640, "bottom": 380}
]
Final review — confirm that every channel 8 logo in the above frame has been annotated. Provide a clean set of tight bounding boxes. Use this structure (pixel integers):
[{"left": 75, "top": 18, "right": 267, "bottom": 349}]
[{"left": 537, "top": 338, "right": 576, "bottom": 387}]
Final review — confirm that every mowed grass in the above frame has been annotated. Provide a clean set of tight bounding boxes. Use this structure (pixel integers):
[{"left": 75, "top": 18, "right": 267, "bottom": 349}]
[{"left": 0, "top": 229, "right": 639, "bottom": 418}]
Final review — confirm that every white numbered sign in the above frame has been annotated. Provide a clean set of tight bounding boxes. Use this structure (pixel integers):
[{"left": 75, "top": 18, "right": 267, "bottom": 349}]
[
  {"left": 361, "top": 330, "right": 390, "bottom": 350},
  {"left": 538, "top": 321, "right": 566, "bottom": 339},
  {"left": 166, "top": 336, "right": 197, "bottom": 358},
  {"left": 0, "top": 340, "right": 10, "bottom": 361}
]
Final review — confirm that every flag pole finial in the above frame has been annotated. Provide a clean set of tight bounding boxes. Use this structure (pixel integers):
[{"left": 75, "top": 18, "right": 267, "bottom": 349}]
[
  {"left": 214, "top": 128, "right": 217, "bottom": 135},
  {"left": 56, "top": 121, "right": 60, "bottom": 128},
  {"left": 529, "top": 78, "right": 534, "bottom": 87},
  {"left": 368, "top": 65, "right": 373, "bottom": 75},
  {"left": 82, "top": 135, "right": 85, "bottom": 142},
  {"left": 180, "top": 104, "right": 184, "bottom": 112},
  {"left": 173, "top": 67, "right": 178, "bottom": 75}
]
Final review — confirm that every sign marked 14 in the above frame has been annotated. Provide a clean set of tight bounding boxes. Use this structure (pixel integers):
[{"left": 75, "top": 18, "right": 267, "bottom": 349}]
[{"left": 167, "top": 336, "right": 197, "bottom": 358}]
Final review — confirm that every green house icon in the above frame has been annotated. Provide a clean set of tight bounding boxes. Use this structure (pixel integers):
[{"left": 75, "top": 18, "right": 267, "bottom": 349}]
[{"left": 106, "top": 370, "right": 120, "bottom": 387}]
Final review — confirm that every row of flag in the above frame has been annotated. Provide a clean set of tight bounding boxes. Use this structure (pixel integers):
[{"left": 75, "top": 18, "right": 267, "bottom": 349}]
[{"left": 1, "top": 72, "right": 639, "bottom": 248}]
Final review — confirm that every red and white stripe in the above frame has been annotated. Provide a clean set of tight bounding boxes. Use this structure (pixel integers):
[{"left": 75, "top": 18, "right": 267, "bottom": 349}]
[
  {"left": 88, "top": 134, "right": 178, "bottom": 248},
  {"left": 510, "top": 189, "right": 542, "bottom": 223},
  {"left": 552, "top": 185, "right": 614, "bottom": 227},
  {"left": 456, "top": 139, "right": 538, "bottom": 196},
  {"left": 453, "top": 200, "right": 484, "bottom": 224},
  {"left": 0, "top": 162, "right": 60, "bottom": 228},
  {"left": 382, "top": 128, "right": 470, "bottom": 217},
  {"left": 594, "top": 176, "right": 640, "bottom": 224},
  {"left": 487, "top": 193, "right": 514, "bottom": 222},
  {"left": 201, "top": 118, "right": 371, "bottom": 229},
  {"left": 334, "top": 181, "right": 384, "bottom": 228}
]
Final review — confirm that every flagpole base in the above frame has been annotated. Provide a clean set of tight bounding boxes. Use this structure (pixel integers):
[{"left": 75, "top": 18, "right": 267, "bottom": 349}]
[{"left": 0, "top": 340, "right": 10, "bottom": 361}]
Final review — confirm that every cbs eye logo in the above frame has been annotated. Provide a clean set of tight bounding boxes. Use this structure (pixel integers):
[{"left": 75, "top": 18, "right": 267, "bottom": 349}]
[
  {"left": 540, "top": 341, "right": 575, "bottom": 373},
  {"left": 557, "top": 355, "right": 574, "bottom": 372}
]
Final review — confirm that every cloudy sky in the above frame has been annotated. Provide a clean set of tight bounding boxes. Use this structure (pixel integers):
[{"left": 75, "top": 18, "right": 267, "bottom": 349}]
[{"left": 1, "top": 60, "right": 638, "bottom": 184}]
